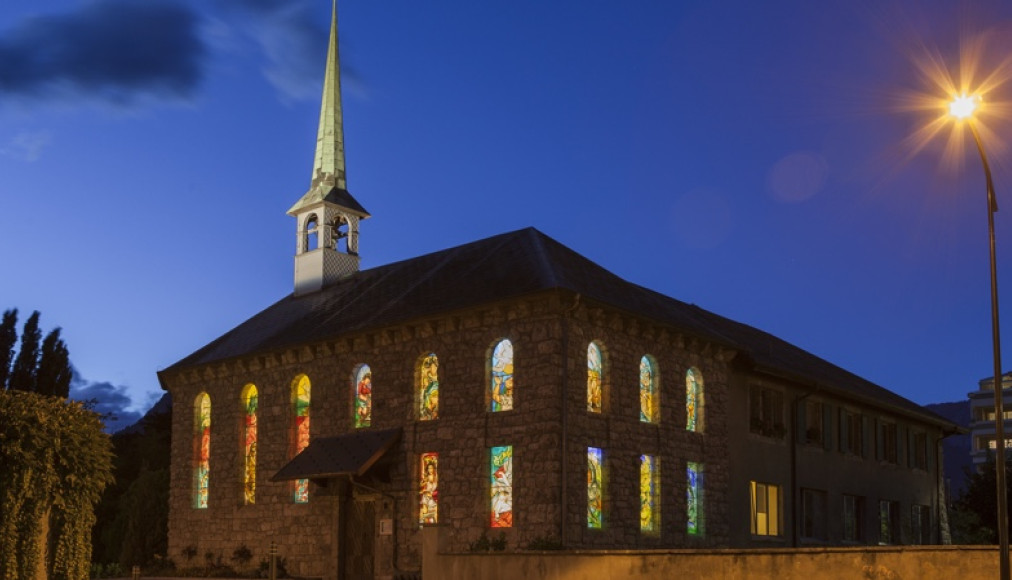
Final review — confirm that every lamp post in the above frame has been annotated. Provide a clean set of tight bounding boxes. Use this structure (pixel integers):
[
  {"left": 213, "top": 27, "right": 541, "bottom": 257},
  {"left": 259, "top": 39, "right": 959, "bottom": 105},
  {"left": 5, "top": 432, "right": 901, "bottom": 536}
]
[{"left": 951, "top": 93, "right": 1009, "bottom": 579}]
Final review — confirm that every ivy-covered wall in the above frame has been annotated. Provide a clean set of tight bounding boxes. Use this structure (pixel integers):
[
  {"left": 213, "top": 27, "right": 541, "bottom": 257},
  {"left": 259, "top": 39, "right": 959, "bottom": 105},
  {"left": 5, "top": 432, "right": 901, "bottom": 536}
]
[{"left": 0, "top": 390, "right": 114, "bottom": 580}]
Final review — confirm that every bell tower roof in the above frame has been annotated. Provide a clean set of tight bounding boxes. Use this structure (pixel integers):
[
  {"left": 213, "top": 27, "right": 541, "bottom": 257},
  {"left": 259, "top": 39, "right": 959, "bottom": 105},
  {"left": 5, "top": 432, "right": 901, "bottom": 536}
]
[{"left": 288, "top": 0, "right": 368, "bottom": 218}]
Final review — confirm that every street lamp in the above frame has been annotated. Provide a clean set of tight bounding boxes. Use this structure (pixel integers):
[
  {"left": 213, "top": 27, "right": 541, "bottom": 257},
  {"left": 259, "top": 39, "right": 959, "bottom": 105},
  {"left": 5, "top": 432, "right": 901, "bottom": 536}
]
[{"left": 950, "top": 92, "right": 1009, "bottom": 579}]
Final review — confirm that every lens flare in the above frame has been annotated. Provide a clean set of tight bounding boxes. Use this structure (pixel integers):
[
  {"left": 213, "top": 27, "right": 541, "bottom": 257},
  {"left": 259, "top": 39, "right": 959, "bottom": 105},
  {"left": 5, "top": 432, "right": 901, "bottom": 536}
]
[{"left": 949, "top": 93, "right": 979, "bottom": 119}]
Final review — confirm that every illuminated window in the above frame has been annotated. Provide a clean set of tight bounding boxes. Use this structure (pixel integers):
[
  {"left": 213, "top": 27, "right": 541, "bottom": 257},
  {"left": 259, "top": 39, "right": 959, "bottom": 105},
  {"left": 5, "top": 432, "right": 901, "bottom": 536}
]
[
  {"left": 354, "top": 364, "right": 372, "bottom": 428},
  {"left": 686, "top": 368, "right": 703, "bottom": 432},
  {"left": 193, "top": 393, "right": 211, "bottom": 509},
  {"left": 490, "top": 445, "right": 513, "bottom": 528},
  {"left": 750, "top": 481, "right": 782, "bottom": 536},
  {"left": 292, "top": 375, "right": 311, "bottom": 503},
  {"left": 639, "top": 356, "right": 657, "bottom": 423},
  {"left": 241, "top": 384, "right": 258, "bottom": 505},
  {"left": 587, "top": 447, "right": 603, "bottom": 528},
  {"left": 419, "top": 452, "right": 438, "bottom": 524},
  {"left": 687, "top": 462, "right": 702, "bottom": 535},
  {"left": 419, "top": 353, "right": 439, "bottom": 420},
  {"left": 490, "top": 339, "right": 514, "bottom": 412},
  {"left": 587, "top": 342, "right": 603, "bottom": 413},
  {"left": 640, "top": 454, "right": 658, "bottom": 532}
]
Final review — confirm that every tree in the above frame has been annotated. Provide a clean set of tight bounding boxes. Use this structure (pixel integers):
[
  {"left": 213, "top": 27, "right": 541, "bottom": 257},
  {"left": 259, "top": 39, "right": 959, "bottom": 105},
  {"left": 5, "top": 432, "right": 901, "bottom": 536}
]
[
  {"left": 2, "top": 309, "right": 73, "bottom": 398},
  {"left": 0, "top": 309, "right": 16, "bottom": 389},
  {"left": 950, "top": 454, "right": 1012, "bottom": 544},
  {"left": 9, "top": 311, "right": 41, "bottom": 392},
  {"left": 37, "top": 328, "right": 72, "bottom": 398}
]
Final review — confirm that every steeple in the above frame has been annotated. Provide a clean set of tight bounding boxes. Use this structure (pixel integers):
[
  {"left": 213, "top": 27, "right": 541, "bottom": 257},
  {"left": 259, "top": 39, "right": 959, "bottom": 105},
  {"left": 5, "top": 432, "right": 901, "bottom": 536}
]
[{"left": 288, "top": 0, "right": 369, "bottom": 296}]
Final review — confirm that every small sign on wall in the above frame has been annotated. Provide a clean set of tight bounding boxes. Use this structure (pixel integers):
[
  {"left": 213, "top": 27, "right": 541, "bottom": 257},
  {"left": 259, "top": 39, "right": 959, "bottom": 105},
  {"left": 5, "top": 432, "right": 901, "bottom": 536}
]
[{"left": 379, "top": 519, "right": 393, "bottom": 536}]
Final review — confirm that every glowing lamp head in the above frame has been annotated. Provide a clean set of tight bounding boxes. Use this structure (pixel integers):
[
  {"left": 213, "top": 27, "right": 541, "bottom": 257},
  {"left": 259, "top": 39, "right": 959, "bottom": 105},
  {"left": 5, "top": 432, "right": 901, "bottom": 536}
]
[{"left": 949, "top": 93, "right": 979, "bottom": 120}]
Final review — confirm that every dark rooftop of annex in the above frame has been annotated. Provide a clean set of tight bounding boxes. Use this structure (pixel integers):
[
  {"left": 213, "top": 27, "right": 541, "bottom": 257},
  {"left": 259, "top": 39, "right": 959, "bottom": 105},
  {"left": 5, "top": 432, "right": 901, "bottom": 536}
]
[{"left": 161, "top": 226, "right": 958, "bottom": 432}]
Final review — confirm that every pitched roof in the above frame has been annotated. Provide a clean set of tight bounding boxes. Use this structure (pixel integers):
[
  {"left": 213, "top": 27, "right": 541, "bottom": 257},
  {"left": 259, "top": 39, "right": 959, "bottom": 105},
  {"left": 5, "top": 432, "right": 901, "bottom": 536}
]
[
  {"left": 162, "top": 227, "right": 955, "bottom": 430},
  {"left": 271, "top": 428, "right": 400, "bottom": 481}
]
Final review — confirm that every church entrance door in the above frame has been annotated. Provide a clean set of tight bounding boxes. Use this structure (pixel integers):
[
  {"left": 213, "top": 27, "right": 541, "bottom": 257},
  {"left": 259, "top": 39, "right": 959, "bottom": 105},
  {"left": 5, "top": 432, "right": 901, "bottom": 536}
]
[{"left": 342, "top": 498, "right": 376, "bottom": 579}]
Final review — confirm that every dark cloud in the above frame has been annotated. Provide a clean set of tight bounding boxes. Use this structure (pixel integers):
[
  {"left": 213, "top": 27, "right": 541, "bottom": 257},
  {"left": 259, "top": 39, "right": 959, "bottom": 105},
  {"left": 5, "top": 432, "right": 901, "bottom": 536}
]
[
  {"left": 70, "top": 375, "right": 143, "bottom": 433},
  {"left": 0, "top": 1, "right": 206, "bottom": 103}
]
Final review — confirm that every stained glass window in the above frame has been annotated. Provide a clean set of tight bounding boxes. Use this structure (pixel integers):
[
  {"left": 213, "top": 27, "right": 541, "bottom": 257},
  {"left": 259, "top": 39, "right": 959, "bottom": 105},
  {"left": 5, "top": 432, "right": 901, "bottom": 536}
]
[
  {"left": 354, "top": 364, "right": 372, "bottom": 428},
  {"left": 687, "top": 462, "right": 702, "bottom": 535},
  {"left": 419, "top": 452, "right": 438, "bottom": 524},
  {"left": 686, "top": 368, "right": 703, "bottom": 432},
  {"left": 419, "top": 353, "right": 439, "bottom": 420},
  {"left": 490, "top": 445, "right": 513, "bottom": 527},
  {"left": 292, "top": 375, "right": 311, "bottom": 503},
  {"left": 587, "top": 447, "right": 603, "bottom": 528},
  {"left": 640, "top": 454, "right": 658, "bottom": 532},
  {"left": 587, "top": 342, "right": 603, "bottom": 413},
  {"left": 194, "top": 393, "right": 210, "bottom": 509},
  {"left": 639, "top": 356, "right": 656, "bottom": 423},
  {"left": 241, "top": 384, "right": 258, "bottom": 505},
  {"left": 490, "top": 340, "right": 514, "bottom": 412}
]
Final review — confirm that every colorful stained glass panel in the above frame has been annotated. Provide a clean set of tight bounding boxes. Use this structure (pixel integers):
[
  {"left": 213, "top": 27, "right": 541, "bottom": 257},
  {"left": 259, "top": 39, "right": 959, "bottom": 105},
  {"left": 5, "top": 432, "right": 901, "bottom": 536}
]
[
  {"left": 490, "top": 340, "right": 514, "bottom": 412},
  {"left": 639, "top": 356, "right": 656, "bottom": 423},
  {"left": 419, "top": 452, "right": 439, "bottom": 524},
  {"left": 243, "top": 385, "right": 257, "bottom": 505},
  {"left": 490, "top": 445, "right": 513, "bottom": 527},
  {"left": 686, "top": 368, "right": 701, "bottom": 432},
  {"left": 354, "top": 364, "right": 372, "bottom": 428},
  {"left": 194, "top": 393, "right": 210, "bottom": 509},
  {"left": 587, "top": 343, "right": 602, "bottom": 413},
  {"left": 640, "top": 455, "right": 657, "bottom": 532},
  {"left": 293, "top": 375, "right": 311, "bottom": 503},
  {"left": 419, "top": 353, "right": 439, "bottom": 420},
  {"left": 587, "top": 447, "right": 603, "bottom": 528},
  {"left": 687, "top": 461, "right": 701, "bottom": 535}
]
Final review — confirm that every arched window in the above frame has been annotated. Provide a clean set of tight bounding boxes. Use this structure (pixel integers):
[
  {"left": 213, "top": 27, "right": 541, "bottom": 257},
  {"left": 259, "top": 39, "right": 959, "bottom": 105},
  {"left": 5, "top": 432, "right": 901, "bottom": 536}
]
[
  {"left": 419, "top": 452, "right": 439, "bottom": 524},
  {"left": 331, "top": 215, "right": 350, "bottom": 252},
  {"left": 305, "top": 214, "right": 319, "bottom": 251},
  {"left": 193, "top": 392, "right": 211, "bottom": 509},
  {"left": 490, "top": 339, "right": 514, "bottom": 412},
  {"left": 241, "top": 384, "right": 258, "bottom": 505},
  {"left": 354, "top": 364, "right": 372, "bottom": 428},
  {"left": 587, "top": 447, "right": 604, "bottom": 528},
  {"left": 418, "top": 353, "right": 439, "bottom": 420},
  {"left": 639, "top": 356, "right": 657, "bottom": 423},
  {"left": 640, "top": 455, "right": 659, "bottom": 532},
  {"left": 687, "top": 461, "right": 703, "bottom": 535},
  {"left": 686, "top": 368, "right": 704, "bottom": 432},
  {"left": 587, "top": 342, "right": 604, "bottom": 413},
  {"left": 292, "top": 375, "right": 311, "bottom": 503}
]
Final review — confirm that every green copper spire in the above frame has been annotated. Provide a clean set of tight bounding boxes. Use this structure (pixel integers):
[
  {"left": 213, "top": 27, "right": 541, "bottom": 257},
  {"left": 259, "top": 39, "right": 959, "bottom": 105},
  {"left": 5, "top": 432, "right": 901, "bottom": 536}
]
[{"left": 288, "top": 0, "right": 367, "bottom": 216}]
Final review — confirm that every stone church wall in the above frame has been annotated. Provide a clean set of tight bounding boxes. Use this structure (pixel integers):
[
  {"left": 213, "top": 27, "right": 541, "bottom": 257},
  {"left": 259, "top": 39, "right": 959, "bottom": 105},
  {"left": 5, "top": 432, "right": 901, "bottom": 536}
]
[{"left": 162, "top": 290, "right": 734, "bottom": 577}]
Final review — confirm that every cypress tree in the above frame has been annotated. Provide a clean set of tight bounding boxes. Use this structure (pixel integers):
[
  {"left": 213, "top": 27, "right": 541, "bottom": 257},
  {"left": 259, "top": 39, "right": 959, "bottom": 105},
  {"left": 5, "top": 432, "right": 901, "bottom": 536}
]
[
  {"left": 9, "top": 311, "right": 41, "bottom": 392},
  {"left": 0, "top": 309, "right": 16, "bottom": 390},
  {"left": 37, "top": 328, "right": 72, "bottom": 398}
]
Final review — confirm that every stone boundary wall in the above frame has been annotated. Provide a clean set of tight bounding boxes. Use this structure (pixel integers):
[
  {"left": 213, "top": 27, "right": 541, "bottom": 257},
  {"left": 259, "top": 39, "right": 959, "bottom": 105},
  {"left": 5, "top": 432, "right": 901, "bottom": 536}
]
[{"left": 422, "top": 527, "right": 996, "bottom": 580}]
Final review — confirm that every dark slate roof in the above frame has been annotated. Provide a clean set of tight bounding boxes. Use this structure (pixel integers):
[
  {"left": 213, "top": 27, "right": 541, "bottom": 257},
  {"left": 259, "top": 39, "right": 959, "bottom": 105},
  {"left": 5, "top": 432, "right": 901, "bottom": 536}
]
[
  {"left": 272, "top": 428, "right": 400, "bottom": 481},
  {"left": 163, "top": 227, "right": 956, "bottom": 430}
]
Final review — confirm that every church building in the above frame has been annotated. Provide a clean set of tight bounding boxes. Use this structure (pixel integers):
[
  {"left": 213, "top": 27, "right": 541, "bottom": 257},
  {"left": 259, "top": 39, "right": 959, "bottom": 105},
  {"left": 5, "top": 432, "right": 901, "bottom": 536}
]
[{"left": 158, "top": 5, "right": 960, "bottom": 580}]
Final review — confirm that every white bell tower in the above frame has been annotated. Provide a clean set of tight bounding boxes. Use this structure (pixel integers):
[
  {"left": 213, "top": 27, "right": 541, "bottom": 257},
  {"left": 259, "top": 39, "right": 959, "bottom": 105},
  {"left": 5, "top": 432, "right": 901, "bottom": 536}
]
[{"left": 288, "top": 0, "right": 369, "bottom": 296}]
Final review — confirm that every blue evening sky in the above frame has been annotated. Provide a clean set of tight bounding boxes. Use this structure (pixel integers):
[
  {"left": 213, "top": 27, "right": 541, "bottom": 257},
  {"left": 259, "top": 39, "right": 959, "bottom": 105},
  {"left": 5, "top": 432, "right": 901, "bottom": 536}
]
[{"left": 2, "top": 0, "right": 1012, "bottom": 424}]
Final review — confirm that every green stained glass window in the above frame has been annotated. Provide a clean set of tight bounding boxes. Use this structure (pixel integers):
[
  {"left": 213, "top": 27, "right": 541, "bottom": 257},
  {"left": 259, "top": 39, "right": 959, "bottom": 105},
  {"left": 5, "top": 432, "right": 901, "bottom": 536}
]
[
  {"left": 687, "top": 462, "right": 702, "bottom": 535},
  {"left": 587, "top": 343, "right": 603, "bottom": 413},
  {"left": 587, "top": 447, "right": 603, "bottom": 528},
  {"left": 490, "top": 445, "right": 513, "bottom": 527},
  {"left": 419, "top": 452, "right": 438, "bottom": 524},
  {"left": 490, "top": 340, "right": 514, "bottom": 412},
  {"left": 640, "top": 454, "right": 658, "bottom": 532},
  {"left": 292, "top": 375, "right": 311, "bottom": 503},
  {"left": 419, "top": 353, "right": 439, "bottom": 420},
  {"left": 242, "top": 385, "right": 258, "bottom": 505},
  {"left": 354, "top": 364, "right": 372, "bottom": 428},
  {"left": 194, "top": 393, "right": 211, "bottom": 509},
  {"left": 686, "top": 368, "right": 703, "bottom": 432},
  {"left": 639, "top": 356, "right": 656, "bottom": 423}
]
